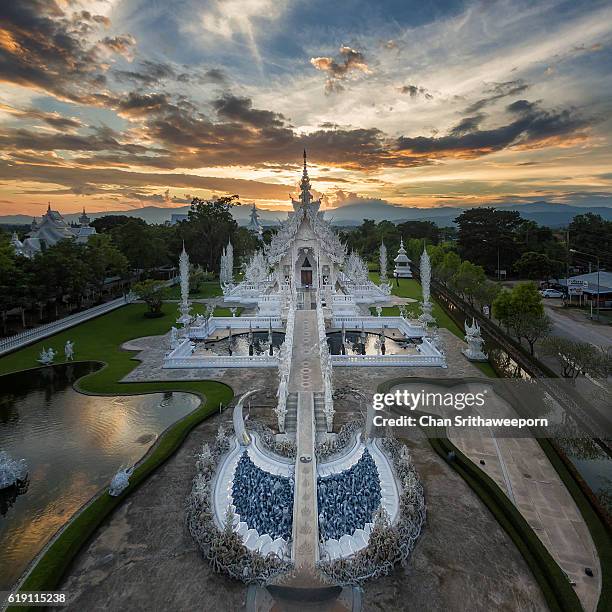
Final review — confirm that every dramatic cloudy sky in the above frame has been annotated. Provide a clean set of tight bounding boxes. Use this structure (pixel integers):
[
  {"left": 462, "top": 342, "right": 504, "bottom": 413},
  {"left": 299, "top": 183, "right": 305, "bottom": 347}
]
[{"left": 1, "top": 0, "right": 612, "bottom": 216}]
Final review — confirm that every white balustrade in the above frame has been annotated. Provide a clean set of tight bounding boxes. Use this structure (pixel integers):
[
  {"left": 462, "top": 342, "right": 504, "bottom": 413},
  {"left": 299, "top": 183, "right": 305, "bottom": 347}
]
[{"left": 0, "top": 294, "right": 135, "bottom": 356}]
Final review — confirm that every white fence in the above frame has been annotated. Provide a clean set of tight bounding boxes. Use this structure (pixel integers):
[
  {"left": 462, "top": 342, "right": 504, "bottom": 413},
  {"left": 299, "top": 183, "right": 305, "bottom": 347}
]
[
  {"left": 0, "top": 295, "right": 134, "bottom": 357},
  {"left": 163, "top": 338, "right": 278, "bottom": 368},
  {"left": 331, "top": 315, "right": 426, "bottom": 338},
  {"left": 330, "top": 352, "right": 445, "bottom": 367},
  {"left": 188, "top": 316, "right": 283, "bottom": 339}
]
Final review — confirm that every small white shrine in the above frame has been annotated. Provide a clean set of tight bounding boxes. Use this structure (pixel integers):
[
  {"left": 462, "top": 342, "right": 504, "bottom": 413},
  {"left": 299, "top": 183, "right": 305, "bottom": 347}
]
[{"left": 393, "top": 238, "right": 413, "bottom": 278}]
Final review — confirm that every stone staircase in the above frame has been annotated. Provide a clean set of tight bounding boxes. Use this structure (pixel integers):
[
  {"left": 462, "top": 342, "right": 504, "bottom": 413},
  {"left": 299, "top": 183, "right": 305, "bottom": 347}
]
[
  {"left": 313, "top": 391, "right": 327, "bottom": 433},
  {"left": 285, "top": 392, "right": 298, "bottom": 434}
]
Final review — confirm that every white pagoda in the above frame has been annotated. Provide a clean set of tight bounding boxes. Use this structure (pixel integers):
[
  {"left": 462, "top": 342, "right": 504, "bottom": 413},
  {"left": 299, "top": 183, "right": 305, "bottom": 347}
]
[
  {"left": 393, "top": 238, "right": 413, "bottom": 278},
  {"left": 247, "top": 204, "right": 263, "bottom": 237}
]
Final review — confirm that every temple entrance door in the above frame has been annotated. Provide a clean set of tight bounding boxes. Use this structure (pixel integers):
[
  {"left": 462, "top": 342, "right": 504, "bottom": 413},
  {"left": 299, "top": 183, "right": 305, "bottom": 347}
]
[{"left": 301, "top": 269, "right": 312, "bottom": 286}]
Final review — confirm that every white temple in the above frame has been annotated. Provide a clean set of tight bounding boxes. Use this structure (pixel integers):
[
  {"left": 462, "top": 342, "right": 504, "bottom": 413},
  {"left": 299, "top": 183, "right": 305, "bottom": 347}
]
[
  {"left": 393, "top": 238, "right": 413, "bottom": 278},
  {"left": 11, "top": 205, "right": 96, "bottom": 257},
  {"left": 221, "top": 150, "right": 390, "bottom": 312}
]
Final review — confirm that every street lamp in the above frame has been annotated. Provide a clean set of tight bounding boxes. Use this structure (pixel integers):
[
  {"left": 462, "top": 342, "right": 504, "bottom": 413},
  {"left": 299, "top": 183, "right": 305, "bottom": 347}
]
[{"left": 569, "top": 248, "right": 600, "bottom": 321}]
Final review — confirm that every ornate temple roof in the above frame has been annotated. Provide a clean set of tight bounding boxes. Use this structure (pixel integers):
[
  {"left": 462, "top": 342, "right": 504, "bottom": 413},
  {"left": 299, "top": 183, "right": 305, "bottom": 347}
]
[{"left": 265, "top": 153, "right": 346, "bottom": 265}]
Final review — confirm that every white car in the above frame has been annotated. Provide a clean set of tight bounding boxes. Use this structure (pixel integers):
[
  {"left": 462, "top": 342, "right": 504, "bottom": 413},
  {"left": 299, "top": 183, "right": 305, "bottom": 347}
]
[{"left": 540, "top": 289, "right": 564, "bottom": 298}]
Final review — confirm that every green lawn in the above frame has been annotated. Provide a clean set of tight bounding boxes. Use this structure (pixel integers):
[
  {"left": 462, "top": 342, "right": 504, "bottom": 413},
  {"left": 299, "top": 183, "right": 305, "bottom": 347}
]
[
  {"left": 165, "top": 281, "right": 222, "bottom": 300},
  {"left": 369, "top": 273, "right": 497, "bottom": 378},
  {"left": 0, "top": 302, "right": 232, "bottom": 398},
  {"left": 213, "top": 307, "right": 243, "bottom": 317}
]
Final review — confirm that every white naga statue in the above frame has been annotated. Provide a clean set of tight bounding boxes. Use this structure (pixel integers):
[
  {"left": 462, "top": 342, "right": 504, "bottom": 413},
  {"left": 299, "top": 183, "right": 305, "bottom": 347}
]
[
  {"left": 64, "top": 340, "right": 74, "bottom": 361},
  {"left": 462, "top": 318, "right": 488, "bottom": 362},
  {"left": 0, "top": 451, "right": 28, "bottom": 490},
  {"left": 37, "top": 347, "right": 55, "bottom": 365},
  {"left": 109, "top": 466, "right": 133, "bottom": 496},
  {"left": 169, "top": 326, "right": 179, "bottom": 349}
]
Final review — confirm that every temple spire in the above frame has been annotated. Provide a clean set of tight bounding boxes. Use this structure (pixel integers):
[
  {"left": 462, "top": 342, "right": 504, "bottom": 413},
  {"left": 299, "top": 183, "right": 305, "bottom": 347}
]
[{"left": 299, "top": 149, "right": 312, "bottom": 205}]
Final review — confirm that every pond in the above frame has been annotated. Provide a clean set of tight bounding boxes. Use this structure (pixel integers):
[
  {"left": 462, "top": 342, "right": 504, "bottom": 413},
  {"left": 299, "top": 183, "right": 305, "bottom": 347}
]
[
  {"left": 194, "top": 331, "right": 286, "bottom": 357},
  {"left": 0, "top": 363, "right": 201, "bottom": 589},
  {"left": 326, "top": 331, "right": 421, "bottom": 356}
]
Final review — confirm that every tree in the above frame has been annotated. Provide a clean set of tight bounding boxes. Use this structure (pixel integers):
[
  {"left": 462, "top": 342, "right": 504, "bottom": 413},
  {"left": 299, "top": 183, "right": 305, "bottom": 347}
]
[
  {"left": 541, "top": 337, "right": 611, "bottom": 379},
  {"left": 436, "top": 251, "right": 461, "bottom": 285},
  {"left": 568, "top": 213, "right": 612, "bottom": 262},
  {"left": 514, "top": 251, "right": 564, "bottom": 280},
  {"left": 474, "top": 280, "right": 501, "bottom": 314},
  {"left": 451, "top": 261, "right": 486, "bottom": 305},
  {"left": 512, "top": 312, "right": 552, "bottom": 355},
  {"left": 111, "top": 219, "right": 169, "bottom": 270},
  {"left": 510, "top": 282, "right": 544, "bottom": 318},
  {"left": 455, "top": 207, "right": 523, "bottom": 273},
  {"left": 85, "top": 234, "right": 129, "bottom": 295},
  {"left": 179, "top": 195, "right": 239, "bottom": 272},
  {"left": 91, "top": 215, "right": 143, "bottom": 234},
  {"left": 492, "top": 282, "right": 543, "bottom": 338},
  {"left": 492, "top": 289, "right": 513, "bottom": 332},
  {"left": 133, "top": 279, "right": 167, "bottom": 317}
]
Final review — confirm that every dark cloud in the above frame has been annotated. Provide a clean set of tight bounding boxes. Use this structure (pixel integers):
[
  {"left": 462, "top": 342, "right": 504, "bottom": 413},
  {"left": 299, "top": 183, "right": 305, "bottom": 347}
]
[
  {"left": 399, "top": 84, "right": 433, "bottom": 100},
  {"left": 113, "top": 62, "right": 227, "bottom": 87},
  {"left": 0, "top": 125, "right": 148, "bottom": 154},
  {"left": 0, "top": 1, "right": 131, "bottom": 102},
  {"left": 100, "top": 35, "right": 136, "bottom": 58},
  {"left": 465, "top": 79, "right": 529, "bottom": 113},
  {"left": 450, "top": 114, "right": 486, "bottom": 136},
  {"left": 0, "top": 160, "right": 294, "bottom": 200},
  {"left": 113, "top": 60, "right": 176, "bottom": 86},
  {"left": 397, "top": 101, "right": 589, "bottom": 158},
  {"left": 212, "top": 94, "right": 286, "bottom": 128},
  {"left": 507, "top": 99, "right": 538, "bottom": 113},
  {"left": 310, "top": 46, "right": 370, "bottom": 93},
  {"left": 0, "top": 104, "right": 82, "bottom": 129}
]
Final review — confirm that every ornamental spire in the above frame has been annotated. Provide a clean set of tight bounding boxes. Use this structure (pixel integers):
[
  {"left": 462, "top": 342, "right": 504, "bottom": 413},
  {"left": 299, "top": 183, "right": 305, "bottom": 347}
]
[{"left": 299, "top": 149, "right": 312, "bottom": 205}]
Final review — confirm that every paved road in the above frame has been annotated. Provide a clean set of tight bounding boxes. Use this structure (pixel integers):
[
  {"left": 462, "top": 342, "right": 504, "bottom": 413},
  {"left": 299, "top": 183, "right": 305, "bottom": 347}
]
[{"left": 544, "top": 303, "right": 612, "bottom": 348}]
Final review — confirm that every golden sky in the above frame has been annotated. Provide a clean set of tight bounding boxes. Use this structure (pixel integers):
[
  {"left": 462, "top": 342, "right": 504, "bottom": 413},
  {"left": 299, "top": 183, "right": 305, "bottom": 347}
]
[{"left": 1, "top": 0, "right": 611, "bottom": 217}]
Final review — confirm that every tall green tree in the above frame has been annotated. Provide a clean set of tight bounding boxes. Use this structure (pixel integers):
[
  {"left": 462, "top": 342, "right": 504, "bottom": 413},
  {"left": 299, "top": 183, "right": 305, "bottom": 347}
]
[
  {"left": 179, "top": 195, "right": 239, "bottom": 272},
  {"left": 455, "top": 207, "right": 523, "bottom": 273}
]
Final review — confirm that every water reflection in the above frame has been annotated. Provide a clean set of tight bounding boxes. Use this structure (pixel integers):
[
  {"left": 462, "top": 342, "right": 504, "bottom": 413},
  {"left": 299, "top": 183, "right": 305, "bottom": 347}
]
[
  {"left": 0, "top": 363, "right": 200, "bottom": 589},
  {"left": 194, "top": 331, "right": 285, "bottom": 357},
  {"left": 327, "top": 331, "right": 421, "bottom": 356}
]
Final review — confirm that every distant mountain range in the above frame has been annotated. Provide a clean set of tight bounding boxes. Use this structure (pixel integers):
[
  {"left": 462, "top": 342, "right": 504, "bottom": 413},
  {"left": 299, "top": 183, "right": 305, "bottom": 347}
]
[{"left": 1, "top": 201, "right": 611, "bottom": 229}]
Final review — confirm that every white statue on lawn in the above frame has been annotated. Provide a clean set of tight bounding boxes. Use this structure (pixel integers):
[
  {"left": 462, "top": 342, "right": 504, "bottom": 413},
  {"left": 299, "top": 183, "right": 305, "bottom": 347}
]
[
  {"left": 109, "top": 466, "right": 133, "bottom": 496},
  {"left": 38, "top": 347, "right": 55, "bottom": 365},
  {"left": 462, "top": 318, "right": 488, "bottom": 362},
  {"left": 64, "top": 340, "right": 74, "bottom": 361}
]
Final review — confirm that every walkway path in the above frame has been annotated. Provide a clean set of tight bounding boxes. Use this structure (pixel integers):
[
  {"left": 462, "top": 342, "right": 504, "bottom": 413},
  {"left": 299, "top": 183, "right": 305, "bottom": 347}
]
[{"left": 288, "top": 310, "right": 322, "bottom": 580}]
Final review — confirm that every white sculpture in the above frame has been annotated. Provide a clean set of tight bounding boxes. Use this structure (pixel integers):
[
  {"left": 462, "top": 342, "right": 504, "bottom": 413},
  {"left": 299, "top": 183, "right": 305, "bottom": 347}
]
[
  {"left": 109, "top": 466, "right": 133, "bottom": 496},
  {"left": 462, "top": 318, "right": 488, "bottom": 362},
  {"left": 0, "top": 451, "right": 28, "bottom": 489},
  {"left": 64, "top": 340, "right": 74, "bottom": 361},
  {"left": 177, "top": 244, "right": 192, "bottom": 327},
  {"left": 379, "top": 241, "right": 387, "bottom": 283},
  {"left": 418, "top": 248, "right": 435, "bottom": 325},
  {"left": 243, "top": 250, "right": 269, "bottom": 286},
  {"left": 170, "top": 326, "right": 179, "bottom": 349},
  {"left": 233, "top": 390, "right": 259, "bottom": 446},
  {"left": 37, "top": 347, "right": 55, "bottom": 365}
]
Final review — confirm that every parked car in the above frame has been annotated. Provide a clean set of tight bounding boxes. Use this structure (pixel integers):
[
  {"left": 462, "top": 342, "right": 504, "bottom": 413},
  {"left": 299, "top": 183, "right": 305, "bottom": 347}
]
[{"left": 540, "top": 289, "right": 564, "bottom": 298}]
